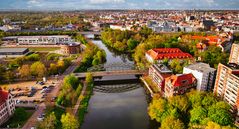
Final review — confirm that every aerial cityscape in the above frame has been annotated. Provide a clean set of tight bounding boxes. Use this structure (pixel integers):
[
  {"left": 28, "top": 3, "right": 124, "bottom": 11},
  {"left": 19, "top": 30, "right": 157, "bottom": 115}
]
[{"left": 0, "top": 0, "right": 239, "bottom": 129}]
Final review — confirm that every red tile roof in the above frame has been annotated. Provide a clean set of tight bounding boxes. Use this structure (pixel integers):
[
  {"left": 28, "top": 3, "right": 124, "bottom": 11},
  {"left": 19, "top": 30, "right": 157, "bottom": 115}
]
[
  {"left": 146, "top": 48, "right": 193, "bottom": 60},
  {"left": 192, "top": 35, "right": 225, "bottom": 45},
  {"left": 166, "top": 73, "right": 196, "bottom": 87},
  {"left": 0, "top": 88, "right": 9, "bottom": 105}
]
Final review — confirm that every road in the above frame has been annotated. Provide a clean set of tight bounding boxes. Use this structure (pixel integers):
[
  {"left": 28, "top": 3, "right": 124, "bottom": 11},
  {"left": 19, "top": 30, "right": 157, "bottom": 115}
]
[
  {"left": 74, "top": 70, "right": 146, "bottom": 79},
  {"left": 22, "top": 56, "right": 81, "bottom": 129}
]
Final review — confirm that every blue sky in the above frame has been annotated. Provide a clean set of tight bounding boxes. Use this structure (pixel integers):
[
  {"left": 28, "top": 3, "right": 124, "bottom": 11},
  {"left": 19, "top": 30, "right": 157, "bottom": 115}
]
[{"left": 0, "top": 0, "right": 239, "bottom": 10}]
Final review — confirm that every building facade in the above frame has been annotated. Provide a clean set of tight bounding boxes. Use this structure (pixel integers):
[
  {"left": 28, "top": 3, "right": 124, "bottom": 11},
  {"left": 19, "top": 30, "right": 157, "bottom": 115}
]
[
  {"left": 145, "top": 48, "right": 193, "bottom": 63},
  {"left": 183, "top": 63, "right": 216, "bottom": 91},
  {"left": 229, "top": 43, "right": 239, "bottom": 65},
  {"left": 164, "top": 73, "right": 197, "bottom": 98},
  {"left": 213, "top": 63, "right": 239, "bottom": 119},
  {"left": 61, "top": 43, "right": 81, "bottom": 55},
  {"left": 3, "top": 35, "right": 72, "bottom": 45},
  {"left": 149, "top": 64, "right": 172, "bottom": 91},
  {"left": 0, "top": 88, "right": 15, "bottom": 126}
]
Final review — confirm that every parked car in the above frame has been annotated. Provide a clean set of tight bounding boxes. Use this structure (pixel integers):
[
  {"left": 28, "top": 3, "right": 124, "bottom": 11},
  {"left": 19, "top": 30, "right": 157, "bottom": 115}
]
[{"left": 38, "top": 81, "right": 45, "bottom": 85}]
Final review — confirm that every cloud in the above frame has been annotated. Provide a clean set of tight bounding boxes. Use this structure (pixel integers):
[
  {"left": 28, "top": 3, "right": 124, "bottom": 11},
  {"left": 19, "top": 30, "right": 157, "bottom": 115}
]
[
  {"left": 28, "top": 0, "right": 41, "bottom": 4},
  {"left": 89, "top": 0, "right": 125, "bottom": 4}
]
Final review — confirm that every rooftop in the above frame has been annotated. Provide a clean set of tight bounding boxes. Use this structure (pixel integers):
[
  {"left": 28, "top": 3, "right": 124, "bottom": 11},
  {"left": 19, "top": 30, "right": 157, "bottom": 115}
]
[
  {"left": 147, "top": 48, "right": 193, "bottom": 60},
  {"left": 185, "top": 62, "right": 216, "bottom": 73},
  {"left": 152, "top": 64, "right": 172, "bottom": 73},
  {"left": 0, "top": 48, "right": 29, "bottom": 53},
  {"left": 0, "top": 88, "right": 8, "bottom": 105},
  {"left": 166, "top": 73, "right": 196, "bottom": 87}
]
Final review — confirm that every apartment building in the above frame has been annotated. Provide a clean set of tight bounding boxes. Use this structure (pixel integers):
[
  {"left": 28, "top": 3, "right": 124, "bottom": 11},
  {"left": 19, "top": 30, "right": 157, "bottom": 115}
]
[
  {"left": 214, "top": 63, "right": 239, "bottom": 117},
  {"left": 229, "top": 43, "right": 239, "bottom": 65},
  {"left": 148, "top": 64, "right": 172, "bottom": 91},
  {"left": 0, "top": 88, "right": 15, "bottom": 126},
  {"left": 3, "top": 35, "right": 72, "bottom": 45},
  {"left": 183, "top": 63, "right": 216, "bottom": 91},
  {"left": 164, "top": 73, "right": 197, "bottom": 98}
]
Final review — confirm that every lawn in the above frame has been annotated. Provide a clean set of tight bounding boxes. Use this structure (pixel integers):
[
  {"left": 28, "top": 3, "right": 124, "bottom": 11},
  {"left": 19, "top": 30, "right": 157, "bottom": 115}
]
[
  {"left": 0, "top": 108, "right": 34, "bottom": 128},
  {"left": 28, "top": 47, "right": 60, "bottom": 52}
]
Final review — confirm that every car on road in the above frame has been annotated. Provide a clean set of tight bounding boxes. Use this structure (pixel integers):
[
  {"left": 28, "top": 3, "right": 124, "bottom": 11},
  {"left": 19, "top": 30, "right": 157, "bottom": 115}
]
[{"left": 37, "top": 115, "right": 44, "bottom": 121}]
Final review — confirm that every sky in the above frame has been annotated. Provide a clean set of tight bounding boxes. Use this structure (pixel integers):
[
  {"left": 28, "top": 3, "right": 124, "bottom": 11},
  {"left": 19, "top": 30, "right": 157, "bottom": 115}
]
[{"left": 0, "top": 0, "right": 239, "bottom": 10}]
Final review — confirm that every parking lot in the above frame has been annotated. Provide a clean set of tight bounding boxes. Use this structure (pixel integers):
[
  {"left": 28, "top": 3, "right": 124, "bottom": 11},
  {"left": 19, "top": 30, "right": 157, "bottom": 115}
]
[{"left": 1, "top": 80, "right": 57, "bottom": 105}]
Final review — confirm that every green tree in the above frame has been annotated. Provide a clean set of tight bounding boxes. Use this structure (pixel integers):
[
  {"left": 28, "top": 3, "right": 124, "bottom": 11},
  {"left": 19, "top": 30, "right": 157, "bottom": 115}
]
[
  {"left": 30, "top": 61, "right": 46, "bottom": 78},
  {"left": 148, "top": 98, "right": 169, "bottom": 123},
  {"left": 85, "top": 72, "right": 93, "bottom": 86},
  {"left": 61, "top": 113, "right": 79, "bottom": 129},
  {"left": 26, "top": 53, "right": 40, "bottom": 61},
  {"left": 190, "top": 106, "right": 208, "bottom": 124},
  {"left": 127, "top": 38, "right": 139, "bottom": 50}
]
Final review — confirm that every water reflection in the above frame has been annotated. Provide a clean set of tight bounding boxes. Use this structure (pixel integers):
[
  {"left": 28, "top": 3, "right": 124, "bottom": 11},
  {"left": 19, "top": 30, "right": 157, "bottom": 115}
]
[{"left": 81, "top": 38, "right": 150, "bottom": 129}]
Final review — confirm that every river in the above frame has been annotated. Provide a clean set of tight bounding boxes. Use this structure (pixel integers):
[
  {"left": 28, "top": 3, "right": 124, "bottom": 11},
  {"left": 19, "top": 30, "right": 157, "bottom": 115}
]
[{"left": 81, "top": 38, "right": 152, "bottom": 129}]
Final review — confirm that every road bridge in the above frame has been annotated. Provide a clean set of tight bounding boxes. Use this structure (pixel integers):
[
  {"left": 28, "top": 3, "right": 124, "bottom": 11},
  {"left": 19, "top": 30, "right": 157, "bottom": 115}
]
[{"left": 74, "top": 70, "right": 146, "bottom": 79}]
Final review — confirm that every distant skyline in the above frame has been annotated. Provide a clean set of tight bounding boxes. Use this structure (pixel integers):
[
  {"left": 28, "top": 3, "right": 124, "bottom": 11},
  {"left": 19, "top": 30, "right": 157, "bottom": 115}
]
[{"left": 0, "top": 0, "right": 239, "bottom": 10}]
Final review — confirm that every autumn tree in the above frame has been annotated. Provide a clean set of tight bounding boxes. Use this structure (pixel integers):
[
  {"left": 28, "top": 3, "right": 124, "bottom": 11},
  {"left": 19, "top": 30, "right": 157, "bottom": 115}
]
[
  {"left": 38, "top": 112, "right": 57, "bottom": 129},
  {"left": 160, "top": 116, "right": 185, "bottom": 129},
  {"left": 19, "top": 64, "right": 31, "bottom": 79},
  {"left": 61, "top": 113, "right": 79, "bottom": 129}
]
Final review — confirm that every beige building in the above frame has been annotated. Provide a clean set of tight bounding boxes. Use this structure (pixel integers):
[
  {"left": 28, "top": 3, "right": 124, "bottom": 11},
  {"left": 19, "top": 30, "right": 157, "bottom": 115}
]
[
  {"left": 213, "top": 63, "right": 239, "bottom": 122},
  {"left": 0, "top": 88, "right": 15, "bottom": 126},
  {"left": 229, "top": 43, "right": 239, "bottom": 65}
]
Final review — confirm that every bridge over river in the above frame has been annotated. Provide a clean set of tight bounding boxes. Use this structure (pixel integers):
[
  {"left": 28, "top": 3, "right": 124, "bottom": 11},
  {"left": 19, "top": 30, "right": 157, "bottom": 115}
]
[{"left": 74, "top": 69, "right": 146, "bottom": 79}]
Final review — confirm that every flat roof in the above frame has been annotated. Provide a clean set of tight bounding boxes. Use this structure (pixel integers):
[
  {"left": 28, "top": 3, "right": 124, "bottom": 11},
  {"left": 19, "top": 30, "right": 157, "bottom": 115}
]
[{"left": 0, "top": 48, "right": 28, "bottom": 53}]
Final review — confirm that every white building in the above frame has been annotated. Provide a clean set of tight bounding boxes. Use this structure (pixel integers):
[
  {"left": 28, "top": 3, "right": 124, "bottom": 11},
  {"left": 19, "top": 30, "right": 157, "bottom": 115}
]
[
  {"left": 3, "top": 35, "right": 72, "bottom": 45},
  {"left": 109, "top": 24, "right": 132, "bottom": 31},
  {"left": 148, "top": 21, "right": 179, "bottom": 33},
  {"left": 183, "top": 63, "right": 216, "bottom": 91},
  {"left": 0, "top": 88, "right": 15, "bottom": 126}
]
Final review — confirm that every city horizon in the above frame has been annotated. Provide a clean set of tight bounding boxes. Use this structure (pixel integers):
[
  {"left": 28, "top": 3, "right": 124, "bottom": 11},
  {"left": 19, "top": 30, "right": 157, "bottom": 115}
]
[{"left": 1, "top": 0, "right": 239, "bottom": 10}]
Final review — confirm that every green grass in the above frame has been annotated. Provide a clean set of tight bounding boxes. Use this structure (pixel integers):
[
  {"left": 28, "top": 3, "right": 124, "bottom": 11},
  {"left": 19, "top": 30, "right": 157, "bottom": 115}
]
[
  {"left": 0, "top": 108, "right": 34, "bottom": 128},
  {"left": 28, "top": 47, "right": 60, "bottom": 52}
]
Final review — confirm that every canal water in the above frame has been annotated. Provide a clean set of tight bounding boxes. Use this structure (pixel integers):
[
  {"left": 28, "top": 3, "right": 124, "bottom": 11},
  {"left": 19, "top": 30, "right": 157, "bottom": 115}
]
[{"left": 81, "top": 39, "right": 151, "bottom": 129}]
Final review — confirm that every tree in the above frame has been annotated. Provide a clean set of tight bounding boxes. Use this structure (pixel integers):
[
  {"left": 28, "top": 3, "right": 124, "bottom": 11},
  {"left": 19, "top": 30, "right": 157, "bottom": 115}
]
[
  {"left": 49, "top": 63, "right": 58, "bottom": 75},
  {"left": 160, "top": 116, "right": 185, "bottom": 129},
  {"left": 168, "top": 95, "right": 189, "bottom": 113},
  {"left": 190, "top": 106, "right": 208, "bottom": 124},
  {"left": 85, "top": 72, "right": 93, "bottom": 86},
  {"left": 63, "top": 74, "right": 79, "bottom": 90},
  {"left": 26, "top": 53, "right": 40, "bottom": 61},
  {"left": 61, "top": 113, "right": 79, "bottom": 129},
  {"left": 205, "top": 121, "right": 236, "bottom": 129},
  {"left": 4, "top": 70, "right": 15, "bottom": 82},
  {"left": 30, "top": 61, "right": 46, "bottom": 78},
  {"left": 38, "top": 112, "right": 57, "bottom": 129},
  {"left": 148, "top": 98, "right": 168, "bottom": 123},
  {"left": 57, "top": 60, "right": 65, "bottom": 73},
  {"left": 127, "top": 38, "right": 139, "bottom": 50},
  {"left": 19, "top": 64, "right": 31, "bottom": 79}
]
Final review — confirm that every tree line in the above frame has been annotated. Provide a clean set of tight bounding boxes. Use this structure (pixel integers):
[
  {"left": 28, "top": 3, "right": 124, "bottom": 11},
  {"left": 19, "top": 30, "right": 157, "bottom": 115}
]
[{"left": 148, "top": 90, "right": 236, "bottom": 129}]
